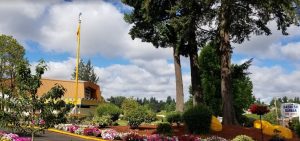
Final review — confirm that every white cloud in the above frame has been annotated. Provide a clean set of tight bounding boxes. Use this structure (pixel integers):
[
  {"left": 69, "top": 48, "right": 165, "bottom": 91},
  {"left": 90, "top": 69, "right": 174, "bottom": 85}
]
[
  {"left": 233, "top": 22, "right": 300, "bottom": 61},
  {"left": 33, "top": 58, "right": 191, "bottom": 101},
  {"left": 249, "top": 65, "right": 300, "bottom": 103},
  {"left": 280, "top": 42, "right": 300, "bottom": 61},
  {"left": 0, "top": 0, "right": 171, "bottom": 61}
]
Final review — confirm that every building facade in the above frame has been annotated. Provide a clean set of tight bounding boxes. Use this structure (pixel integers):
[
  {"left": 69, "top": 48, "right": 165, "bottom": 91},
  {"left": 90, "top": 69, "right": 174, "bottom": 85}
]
[{"left": 37, "top": 78, "right": 103, "bottom": 116}]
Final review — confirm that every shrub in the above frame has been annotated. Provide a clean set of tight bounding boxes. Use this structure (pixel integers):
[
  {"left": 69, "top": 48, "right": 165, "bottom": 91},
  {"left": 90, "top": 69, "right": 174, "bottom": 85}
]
[
  {"left": 121, "top": 98, "right": 139, "bottom": 115},
  {"left": 182, "top": 105, "right": 212, "bottom": 134},
  {"left": 93, "top": 115, "right": 112, "bottom": 128},
  {"left": 166, "top": 111, "right": 182, "bottom": 126},
  {"left": 295, "top": 123, "right": 300, "bottom": 137},
  {"left": 96, "top": 103, "right": 122, "bottom": 121},
  {"left": 289, "top": 117, "right": 300, "bottom": 130},
  {"left": 125, "top": 106, "right": 146, "bottom": 129},
  {"left": 232, "top": 135, "right": 254, "bottom": 141},
  {"left": 238, "top": 115, "right": 255, "bottom": 127},
  {"left": 144, "top": 109, "right": 157, "bottom": 123},
  {"left": 263, "top": 110, "right": 278, "bottom": 125},
  {"left": 156, "top": 122, "right": 172, "bottom": 136}
]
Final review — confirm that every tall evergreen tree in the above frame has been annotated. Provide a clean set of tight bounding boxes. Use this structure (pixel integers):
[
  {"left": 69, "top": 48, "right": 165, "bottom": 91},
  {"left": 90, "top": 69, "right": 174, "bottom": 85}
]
[
  {"left": 210, "top": 0, "right": 300, "bottom": 125},
  {"left": 122, "top": 0, "right": 185, "bottom": 111},
  {"left": 199, "top": 42, "right": 255, "bottom": 121},
  {"left": 71, "top": 59, "right": 99, "bottom": 83}
]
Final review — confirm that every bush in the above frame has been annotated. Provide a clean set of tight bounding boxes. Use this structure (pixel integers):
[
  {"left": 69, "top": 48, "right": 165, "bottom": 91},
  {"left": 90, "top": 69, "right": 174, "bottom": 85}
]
[
  {"left": 166, "top": 111, "right": 182, "bottom": 126},
  {"left": 156, "top": 122, "right": 172, "bottom": 136},
  {"left": 144, "top": 109, "right": 157, "bottom": 123},
  {"left": 295, "top": 123, "right": 300, "bottom": 137},
  {"left": 232, "top": 135, "right": 254, "bottom": 141},
  {"left": 121, "top": 98, "right": 139, "bottom": 115},
  {"left": 263, "top": 110, "right": 278, "bottom": 125},
  {"left": 289, "top": 117, "right": 299, "bottom": 130},
  {"left": 96, "top": 103, "right": 122, "bottom": 121},
  {"left": 93, "top": 115, "right": 112, "bottom": 128},
  {"left": 125, "top": 106, "right": 146, "bottom": 129},
  {"left": 182, "top": 104, "right": 212, "bottom": 134},
  {"left": 238, "top": 115, "right": 256, "bottom": 127}
]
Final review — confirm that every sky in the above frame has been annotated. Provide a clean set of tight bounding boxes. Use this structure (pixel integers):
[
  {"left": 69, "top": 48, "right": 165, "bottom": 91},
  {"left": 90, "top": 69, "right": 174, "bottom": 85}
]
[{"left": 0, "top": 0, "right": 300, "bottom": 103}]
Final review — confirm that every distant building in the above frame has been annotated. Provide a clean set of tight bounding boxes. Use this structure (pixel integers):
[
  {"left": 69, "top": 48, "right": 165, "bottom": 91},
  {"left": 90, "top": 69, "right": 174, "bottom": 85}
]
[{"left": 37, "top": 78, "right": 103, "bottom": 116}]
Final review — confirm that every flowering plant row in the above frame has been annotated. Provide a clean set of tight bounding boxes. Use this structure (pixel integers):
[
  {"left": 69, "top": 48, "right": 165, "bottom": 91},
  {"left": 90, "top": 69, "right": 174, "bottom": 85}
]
[
  {"left": 0, "top": 131, "right": 31, "bottom": 141},
  {"left": 54, "top": 124, "right": 229, "bottom": 141}
]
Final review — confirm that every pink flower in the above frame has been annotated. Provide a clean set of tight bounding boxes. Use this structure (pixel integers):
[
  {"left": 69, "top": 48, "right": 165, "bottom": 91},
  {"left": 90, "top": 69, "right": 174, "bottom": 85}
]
[
  {"left": 13, "top": 137, "right": 32, "bottom": 141},
  {"left": 39, "top": 119, "right": 45, "bottom": 125}
]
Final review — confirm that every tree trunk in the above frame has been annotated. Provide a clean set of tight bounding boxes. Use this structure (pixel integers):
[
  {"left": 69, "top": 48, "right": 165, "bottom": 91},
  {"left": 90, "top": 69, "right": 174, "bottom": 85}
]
[
  {"left": 173, "top": 47, "right": 184, "bottom": 112},
  {"left": 188, "top": 23, "right": 203, "bottom": 106},
  {"left": 219, "top": 0, "right": 238, "bottom": 125}
]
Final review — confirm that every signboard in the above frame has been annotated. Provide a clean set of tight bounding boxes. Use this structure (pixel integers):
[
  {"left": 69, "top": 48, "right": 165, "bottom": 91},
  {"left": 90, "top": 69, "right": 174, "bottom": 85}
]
[{"left": 280, "top": 103, "right": 300, "bottom": 118}]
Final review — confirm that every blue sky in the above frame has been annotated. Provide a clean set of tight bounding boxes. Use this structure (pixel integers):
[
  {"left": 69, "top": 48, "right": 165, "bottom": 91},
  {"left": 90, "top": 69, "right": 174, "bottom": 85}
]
[{"left": 1, "top": 0, "right": 300, "bottom": 103}]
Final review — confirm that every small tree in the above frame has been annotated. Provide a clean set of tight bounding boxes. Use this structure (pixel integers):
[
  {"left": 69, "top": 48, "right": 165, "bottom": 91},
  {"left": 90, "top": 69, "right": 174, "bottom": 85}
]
[
  {"left": 71, "top": 59, "right": 99, "bottom": 83},
  {"left": 249, "top": 104, "right": 270, "bottom": 141},
  {"left": 0, "top": 60, "right": 72, "bottom": 140}
]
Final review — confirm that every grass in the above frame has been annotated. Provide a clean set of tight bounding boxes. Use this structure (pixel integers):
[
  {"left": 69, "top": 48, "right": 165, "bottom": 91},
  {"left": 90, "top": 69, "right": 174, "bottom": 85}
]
[
  {"left": 117, "top": 120, "right": 128, "bottom": 126},
  {"left": 245, "top": 114, "right": 260, "bottom": 119}
]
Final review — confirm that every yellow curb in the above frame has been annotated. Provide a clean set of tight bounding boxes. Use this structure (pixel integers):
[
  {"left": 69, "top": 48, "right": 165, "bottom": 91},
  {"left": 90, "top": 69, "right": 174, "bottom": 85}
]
[{"left": 48, "top": 128, "right": 107, "bottom": 141}]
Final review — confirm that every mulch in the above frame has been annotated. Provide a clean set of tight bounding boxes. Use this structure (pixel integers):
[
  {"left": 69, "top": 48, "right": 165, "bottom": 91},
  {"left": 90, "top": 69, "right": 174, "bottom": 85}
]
[{"left": 110, "top": 125, "right": 300, "bottom": 141}]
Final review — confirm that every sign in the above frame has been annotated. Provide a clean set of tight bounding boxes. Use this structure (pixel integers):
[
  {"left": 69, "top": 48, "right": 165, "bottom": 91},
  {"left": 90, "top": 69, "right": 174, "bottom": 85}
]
[{"left": 280, "top": 103, "right": 300, "bottom": 118}]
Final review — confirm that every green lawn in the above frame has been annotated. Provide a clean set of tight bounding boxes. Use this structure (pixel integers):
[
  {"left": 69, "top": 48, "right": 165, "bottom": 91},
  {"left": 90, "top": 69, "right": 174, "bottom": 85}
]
[
  {"left": 245, "top": 114, "right": 260, "bottom": 119},
  {"left": 117, "top": 120, "right": 128, "bottom": 126}
]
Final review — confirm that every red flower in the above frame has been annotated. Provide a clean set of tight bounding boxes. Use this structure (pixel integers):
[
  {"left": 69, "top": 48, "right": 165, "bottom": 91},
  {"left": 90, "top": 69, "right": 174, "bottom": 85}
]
[{"left": 249, "top": 104, "right": 269, "bottom": 115}]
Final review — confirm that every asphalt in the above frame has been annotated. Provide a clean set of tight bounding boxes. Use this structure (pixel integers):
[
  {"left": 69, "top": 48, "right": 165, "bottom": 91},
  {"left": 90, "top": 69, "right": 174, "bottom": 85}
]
[{"left": 34, "top": 131, "right": 89, "bottom": 141}]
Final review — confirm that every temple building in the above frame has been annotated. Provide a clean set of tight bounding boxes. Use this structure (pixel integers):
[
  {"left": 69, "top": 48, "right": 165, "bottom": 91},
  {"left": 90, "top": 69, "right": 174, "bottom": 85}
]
[{"left": 37, "top": 78, "right": 103, "bottom": 116}]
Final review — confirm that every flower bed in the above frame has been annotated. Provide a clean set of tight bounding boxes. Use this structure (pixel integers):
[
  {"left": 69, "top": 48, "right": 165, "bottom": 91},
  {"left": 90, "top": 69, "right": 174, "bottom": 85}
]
[
  {"left": 0, "top": 131, "right": 31, "bottom": 141},
  {"left": 53, "top": 124, "right": 229, "bottom": 141}
]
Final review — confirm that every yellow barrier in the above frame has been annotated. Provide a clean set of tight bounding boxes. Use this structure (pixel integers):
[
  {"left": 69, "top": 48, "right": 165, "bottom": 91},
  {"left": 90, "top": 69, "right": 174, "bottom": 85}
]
[
  {"left": 48, "top": 128, "right": 107, "bottom": 141},
  {"left": 253, "top": 120, "right": 271, "bottom": 129},
  {"left": 253, "top": 120, "right": 293, "bottom": 139},
  {"left": 211, "top": 116, "right": 222, "bottom": 131}
]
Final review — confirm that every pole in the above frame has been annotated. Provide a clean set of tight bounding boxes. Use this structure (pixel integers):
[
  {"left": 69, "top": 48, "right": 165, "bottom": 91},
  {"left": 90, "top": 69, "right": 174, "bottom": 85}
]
[
  {"left": 274, "top": 97, "right": 279, "bottom": 124},
  {"left": 74, "top": 12, "right": 82, "bottom": 112}
]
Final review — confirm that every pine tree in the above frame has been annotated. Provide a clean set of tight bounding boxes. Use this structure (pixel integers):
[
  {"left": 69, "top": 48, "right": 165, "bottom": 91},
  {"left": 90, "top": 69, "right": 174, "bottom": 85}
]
[{"left": 71, "top": 59, "right": 99, "bottom": 83}]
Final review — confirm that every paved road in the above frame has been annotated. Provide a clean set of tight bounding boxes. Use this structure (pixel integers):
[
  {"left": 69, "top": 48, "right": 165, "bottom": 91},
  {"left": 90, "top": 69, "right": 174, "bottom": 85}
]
[{"left": 34, "top": 131, "right": 89, "bottom": 141}]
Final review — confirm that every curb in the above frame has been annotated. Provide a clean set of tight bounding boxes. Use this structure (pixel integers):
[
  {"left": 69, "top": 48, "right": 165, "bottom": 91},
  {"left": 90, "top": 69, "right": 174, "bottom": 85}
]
[{"left": 48, "top": 128, "right": 107, "bottom": 141}]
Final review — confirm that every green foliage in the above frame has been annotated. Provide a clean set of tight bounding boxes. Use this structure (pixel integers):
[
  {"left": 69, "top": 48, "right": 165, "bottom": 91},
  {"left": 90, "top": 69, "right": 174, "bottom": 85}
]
[
  {"left": 122, "top": 104, "right": 156, "bottom": 128},
  {"left": 156, "top": 122, "right": 172, "bottom": 136},
  {"left": 263, "top": 110, "right": 279, "bottom": 125},
  {"left": 0, "top": 34, "right": 27, "bottom": 110},
  {"left": 93, "top": 115, "right": 112, "bottom": 128},
  {"left": 107, "top": 96, "right": 126, "bottom": 108},
  {"left": 294, "top": 123, "right": 300, "bottom": 137},
  {"left": 166, "top": 111, "right": 182, "bottom": 125},
  {"left": 125, "top": 106, "right": 146, "bottom": 129},
  {"left": 238, "top": 115, "right": 256, "bottom": 127},
  {"left": 289, "top": 117, "right": 300, "bottom": 130},
  {"left": 0, "top": 60, "right": 71, "bottom": 135},
  {"left": 71, "top": 59, "right": 99, "bottom": 83},
  {"left": 184, "top": 96, "right": 193, "bottom": 111},
  {"left": 121, "top": 98, "right": 139, "bottom": 114},
  {"left": 182, "top": 105, "right": 212, "bottom": 134},
  {"left": 199, "top": 43, "right": 255, "bottom": 118},
  {"left": 232, "top": 135, "right": 254, "bottom": 141},
  {"left": 96, "top": 103, "right": 122, "bottom": 121},
  {"left": 199, "top": 42, "right": 222, "bottom": 115},
  {"left": 144, "top": 108, "right": 157, "bottom": 123}
]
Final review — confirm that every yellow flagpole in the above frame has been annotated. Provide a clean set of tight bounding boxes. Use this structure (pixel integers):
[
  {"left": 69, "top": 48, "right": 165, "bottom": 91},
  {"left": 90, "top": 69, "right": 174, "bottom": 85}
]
[{"left": 74, "top": 13, "right": 82, "bottom": 110}]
